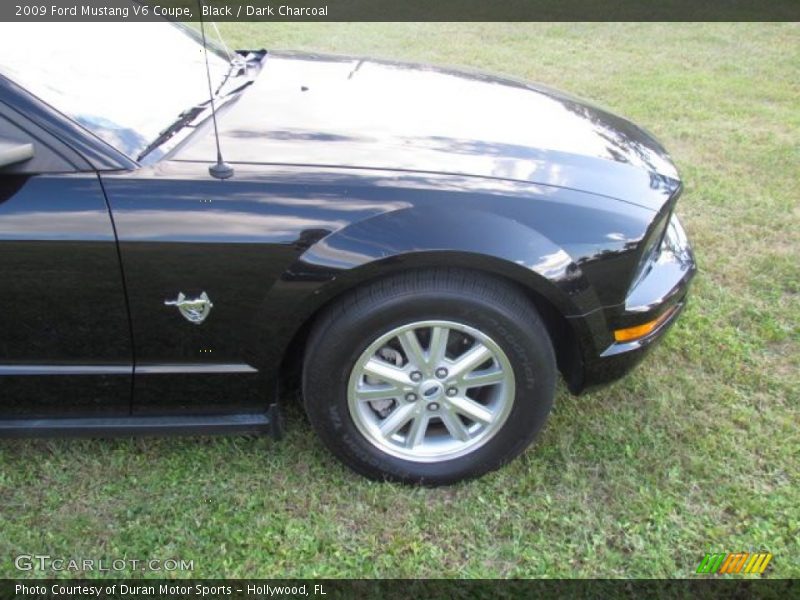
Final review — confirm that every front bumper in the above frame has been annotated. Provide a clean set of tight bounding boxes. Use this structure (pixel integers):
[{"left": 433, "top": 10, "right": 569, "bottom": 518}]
[{"left": 571, "top": 214, "right": 697, "bottom": 392}]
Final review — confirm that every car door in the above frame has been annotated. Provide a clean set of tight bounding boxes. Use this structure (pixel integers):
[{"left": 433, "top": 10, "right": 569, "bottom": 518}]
[
  {"left": 100, "top": 163, "right": 297, "bottom": 417},
  {"left": 0, "top": 102, "right": 132, "bottom": 418}
]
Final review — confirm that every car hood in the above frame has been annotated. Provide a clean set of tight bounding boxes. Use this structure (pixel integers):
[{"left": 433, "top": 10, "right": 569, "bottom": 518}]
[{"left": 174, "top": 52, "right": 680, "bottom": 210}]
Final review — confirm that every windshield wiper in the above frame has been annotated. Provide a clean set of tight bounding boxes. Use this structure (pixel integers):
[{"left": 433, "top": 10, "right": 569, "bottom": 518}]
[
  {"left": 136, "top": 103, "right": 208, "bottom": 162},
  {"left": 136, "top": 49, "right": 264, "bottom": 163},
  {"left": 215, "top": 56, "right": 247, "bottom": 95},
  {"left": 136, "top": 77, "right": 254, "bottom": 163}
]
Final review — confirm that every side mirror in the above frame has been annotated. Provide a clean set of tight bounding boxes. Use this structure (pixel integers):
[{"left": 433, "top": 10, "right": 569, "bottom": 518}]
[{"left": 0, "top": 138, "right": 34, "bottom": 169}]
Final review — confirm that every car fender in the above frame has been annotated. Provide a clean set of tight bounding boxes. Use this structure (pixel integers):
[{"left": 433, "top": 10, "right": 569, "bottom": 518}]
[
  {"left": 248, "top": 206, "right": 606, "bottom": 381},
  {"left": 295, "top": 205, "right": 598, "bottom": 314}
]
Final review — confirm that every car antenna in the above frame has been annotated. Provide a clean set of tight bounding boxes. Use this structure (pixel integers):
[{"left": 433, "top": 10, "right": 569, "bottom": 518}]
[{"left": 199, "top": 1, "right": 233, "bottom": 180}]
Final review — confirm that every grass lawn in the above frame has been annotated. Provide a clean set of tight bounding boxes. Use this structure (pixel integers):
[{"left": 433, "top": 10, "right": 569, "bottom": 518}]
[{"left": 1, "top": 23, "right": 797, "bottom": 579}]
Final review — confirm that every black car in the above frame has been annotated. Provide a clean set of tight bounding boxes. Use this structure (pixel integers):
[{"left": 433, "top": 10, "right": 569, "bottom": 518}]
[{"left": 0, "top": 21, "right": 695, "bottom": 484}]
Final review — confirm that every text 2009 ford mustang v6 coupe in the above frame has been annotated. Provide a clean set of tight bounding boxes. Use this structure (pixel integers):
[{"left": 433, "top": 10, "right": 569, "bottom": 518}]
[{"left": 0, "top": 20, "right": 695, "bottom": 484}]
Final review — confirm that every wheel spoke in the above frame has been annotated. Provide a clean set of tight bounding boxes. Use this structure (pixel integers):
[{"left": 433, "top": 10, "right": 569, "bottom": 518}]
[
  {"left": 348, "top": 320, "right": 515, "bottom": 462},
  {"left": 449, "top": 343, "right": 492, "bottom": 380},
  {"left": 379, "top": 402, "right": 417, "bottom": 437},
  {"left": 440, "top": 407, "right": 470, "bottom": 442},
  {"left": 405, "top": 414, "right": 430, "bottom": 448},
  {"left": 398, "top": 330, "right": 427, "bottom": 370},
  {"left": 447, "top": 395, "right": 493, "bottom": 425},
  {"left": 428, "top": 326, "right": 450, "bottom": 366},
  {"left": 461, "top": 367, "right": 505, "bottom": 388},
  {"left": 363, "top": 358, "right": 410, "bottom": 388},
  {"left": 355, "top": 384, "right": 400, "bottom": 401}
]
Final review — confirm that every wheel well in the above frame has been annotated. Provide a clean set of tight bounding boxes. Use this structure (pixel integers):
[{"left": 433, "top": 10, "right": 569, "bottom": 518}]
[{"left": 276, "top": 267, "right": 582, "bottom": 403}]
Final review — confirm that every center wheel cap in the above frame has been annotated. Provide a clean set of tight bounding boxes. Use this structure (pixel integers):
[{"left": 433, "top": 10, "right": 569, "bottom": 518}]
[
  {"left": 348, "top": 319, "right": 515, "bottom": 463},
  {"left": 420, "top": 380, "right": 444, "bottom": 399}
]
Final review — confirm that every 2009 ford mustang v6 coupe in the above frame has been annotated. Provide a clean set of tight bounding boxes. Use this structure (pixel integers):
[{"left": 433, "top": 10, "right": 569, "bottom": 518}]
[{"left": 0, "top": 20, "right": 695, "bottom": 484}]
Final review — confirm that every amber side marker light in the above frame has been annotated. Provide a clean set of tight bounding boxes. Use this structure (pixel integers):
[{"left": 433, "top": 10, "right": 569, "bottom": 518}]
[{"left": 614, "top": 306, "right": 678, "bottom": 343}]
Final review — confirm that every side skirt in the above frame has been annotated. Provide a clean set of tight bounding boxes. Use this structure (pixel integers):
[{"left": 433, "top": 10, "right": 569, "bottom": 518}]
[{"left": 0, "top": 404, "right": 282, "bottom": 439}]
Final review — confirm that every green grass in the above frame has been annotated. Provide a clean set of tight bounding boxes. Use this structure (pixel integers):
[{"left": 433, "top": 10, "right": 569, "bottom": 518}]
[{"left": 1, "top": 23, "right": 798, "bottom": 579}]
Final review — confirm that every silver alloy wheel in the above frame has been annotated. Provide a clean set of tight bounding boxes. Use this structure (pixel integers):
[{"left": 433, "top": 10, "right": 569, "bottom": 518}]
[{"left": 347, "top": 320, "right": 515, "bottom": 462}]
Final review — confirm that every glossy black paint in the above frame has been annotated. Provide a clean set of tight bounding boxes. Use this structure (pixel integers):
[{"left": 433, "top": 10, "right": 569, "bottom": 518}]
[
  {"left": 0, "top": 48, "right": 695, "bottom": 428},
  {"left": 0, "top": 173, "right": 132, "bottom": 417},
  {"left": 177, "top": 52, "right": 680, "bottom": 211}
]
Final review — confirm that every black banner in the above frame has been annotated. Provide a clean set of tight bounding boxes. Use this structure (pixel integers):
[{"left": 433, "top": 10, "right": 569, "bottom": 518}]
[
  {"left": 2, "top": 579, "right": 798, "bottom": 600},
  {"left": 2, "top": 0, "right": 799, "bottom": 22}
]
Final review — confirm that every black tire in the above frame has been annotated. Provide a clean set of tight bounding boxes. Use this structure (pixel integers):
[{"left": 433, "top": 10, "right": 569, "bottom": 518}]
[{"left": 302, "top": 268, "right": 556, "bottom": 485}]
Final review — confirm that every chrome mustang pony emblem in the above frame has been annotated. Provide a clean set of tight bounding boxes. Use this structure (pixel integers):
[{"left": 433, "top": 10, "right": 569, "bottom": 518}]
[{"left": 164, "top": 292, "right": 214, "bottom": 324}]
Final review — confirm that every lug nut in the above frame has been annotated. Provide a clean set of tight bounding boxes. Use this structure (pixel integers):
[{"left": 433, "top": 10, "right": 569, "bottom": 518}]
[
  {"left": 435, "top": 367, "right": 448, "bottom": 379},
  {"left": 446, "top": 387, "right": 458, "bottom": 397},
  {"left": 427, "top": 402, "right": 440, "bottom": 411},
  {"left": 410, "top": 371, "right": 423, "bottom": 382},
  {"left": 405, "top": 392, "right": 418, "bottom": 402}
]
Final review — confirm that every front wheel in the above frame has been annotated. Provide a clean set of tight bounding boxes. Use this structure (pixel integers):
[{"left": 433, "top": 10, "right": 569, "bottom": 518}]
[{"left": 302, "top": 269, "right": 556, "bottom": 485}]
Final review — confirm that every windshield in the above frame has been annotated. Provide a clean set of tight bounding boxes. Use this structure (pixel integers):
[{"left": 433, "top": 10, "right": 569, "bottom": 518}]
[{"left": 0, "top": 21, "right": 230, "bottom": 160}]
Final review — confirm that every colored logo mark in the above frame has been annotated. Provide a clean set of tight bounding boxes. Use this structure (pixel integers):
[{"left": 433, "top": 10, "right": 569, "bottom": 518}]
[{"left": 696, "top": 552, "right": 773, "bottom": 575}]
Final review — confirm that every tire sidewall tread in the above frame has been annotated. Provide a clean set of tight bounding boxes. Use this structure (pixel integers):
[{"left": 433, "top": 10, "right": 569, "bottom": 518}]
[{"left": 303, "top": 268, "right": 556, "bottom": 485}]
